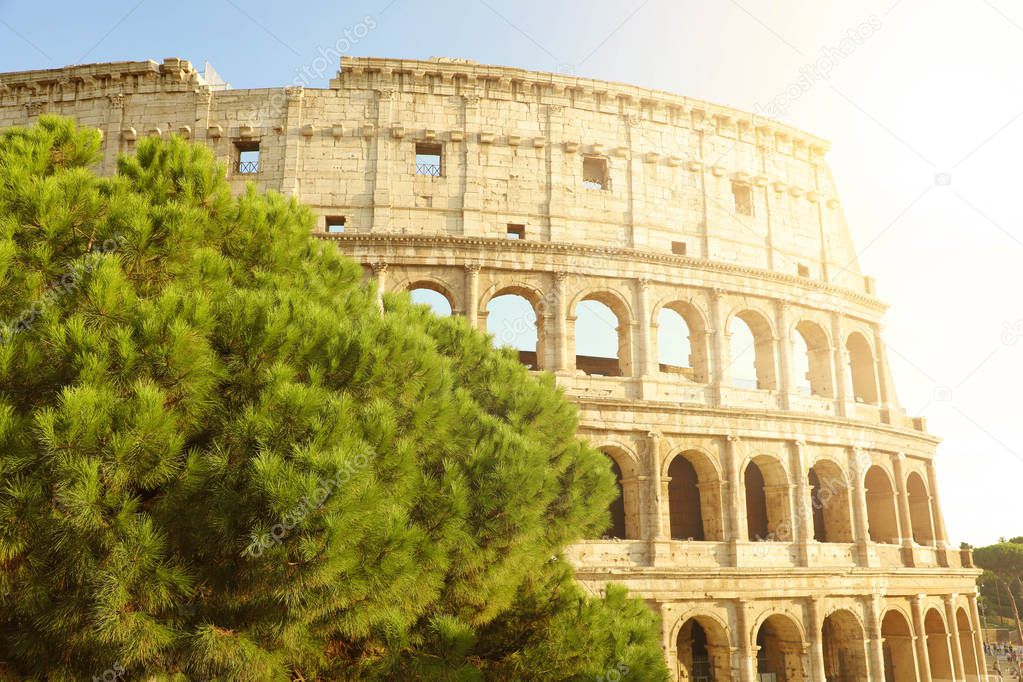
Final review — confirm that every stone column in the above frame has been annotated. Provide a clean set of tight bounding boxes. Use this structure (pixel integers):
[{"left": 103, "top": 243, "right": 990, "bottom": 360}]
[
  {"left": 831, "top": 312, "right": 850, "bottom": 417},
  {"left": 893, "top": 453, "right": 916, "bottom": 567},
  {"left": 807, "top": 598, "right": 827, "bottom": 682},
  {"left": 648, "top": 431, "right": 667, "bottom": 541},
  {"left": 968, "top": 593, "right": 989, "bottom": 682},
  {"left": 636, "top": 278, "right": 657, "bottom": 381},
  {"left": 848, "top": 447, "right": 872, "bottom": 566},
  {"left": 945, "top": 595, "right": 967, "bottom": 681},
  {"left": 281, "top": 86, "right": 304, "bottom": 199},
  {"left": 371, "top": 262, "right": 388, "bottom": 312},
  {"left": 913, "top": 595, "right": 934, "bottom": 682},
  {"left": 775, "top": 300, "right": 793, "bottom": 410},
  {"left": 104, "top": 93, "right": 127, "bottom": 174},
  {"left": 545, "top": 104, "right": 567, "bottom": 242},
  {"left": 726, "top": 435, "right": 747, "bottom": 564},
  {"left": 873, "top": 325, "right": 893, "bottom": 420},
  {"left": 552, "top": 271, "right": 570, "bottom": 372},
  {"left": 736, "top": 600, "right": 757, "bottom": 682},
  {"left": 866, "top": 595, "right": 888, "bottom": 682},
  {"left": 461, "top": 94, "right": 483, "bottom": 236},
  {"left": 927, "top": 461, "right": 950, "bottom": 563},
  {"left": 624, "top": 113, "right": 642, "bottom": 248},
  {"left": 464, "top": 263, "right": 481, "bottom": 328},
  {"left": 710, "top": 288, "right": 730, "bottom": 405},
  {"left": 371, "top": 88, "right": 395, "bottom": 231},
  {"left": 791, "top": 439, "right": 813, "bottom": 565}
]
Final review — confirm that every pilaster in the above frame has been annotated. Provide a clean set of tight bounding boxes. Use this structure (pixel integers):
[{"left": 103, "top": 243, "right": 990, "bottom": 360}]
[{"left": 912, "top": 595, "right": 934, "bottom": 682}]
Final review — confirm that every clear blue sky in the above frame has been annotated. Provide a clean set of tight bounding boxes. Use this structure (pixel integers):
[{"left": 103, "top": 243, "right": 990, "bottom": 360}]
[{"left": 3, "top": 0, "right": 1022, "bottom": 546}]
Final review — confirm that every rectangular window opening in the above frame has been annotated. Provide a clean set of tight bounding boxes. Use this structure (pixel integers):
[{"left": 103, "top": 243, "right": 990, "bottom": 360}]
[
  {"left": 732, "top": 181, "right": 753, "bottom": 216},
  {"left": 797, "top": 263, "right": 810, "bottom": 278},
  {"left": 234, "top": 140, "right": 260, "bottom": 174},
  {"left": 325, "top": 216, "right": 346, "bottom": 234},
  {"left": 415, "top": 142, "right": 442, "bottom": 176},
  {"left": 506, "top": 223, "right": 526, "bottom": 240},
  {"left": 671, "top": 241, "right": 687, "bottom": 256},
  {"left": 583, "top": 156, "right": 609, "bottom": 190}
]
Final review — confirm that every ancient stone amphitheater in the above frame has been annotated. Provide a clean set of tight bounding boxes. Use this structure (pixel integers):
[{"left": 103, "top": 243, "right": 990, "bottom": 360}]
[{"left": 0, "top": 56, "right": 987, "bottom": 682}]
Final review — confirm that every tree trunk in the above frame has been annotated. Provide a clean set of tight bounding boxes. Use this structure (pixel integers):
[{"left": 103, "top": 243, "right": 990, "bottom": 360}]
[{"left": 1005, "top": 580, "right": 1023, "bottom": 646}]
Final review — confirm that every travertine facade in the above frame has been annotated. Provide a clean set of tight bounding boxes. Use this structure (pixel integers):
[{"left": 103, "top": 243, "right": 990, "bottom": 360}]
[{"left": 0, "top": 56, "right": 986, "bottom": 682}]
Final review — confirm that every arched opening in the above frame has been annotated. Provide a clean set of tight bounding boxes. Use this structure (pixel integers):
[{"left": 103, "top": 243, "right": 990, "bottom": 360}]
[
  {"left": 657, "top": 302, "right": 709, "bottom": 383},
  {"left": 756, "top": 614, "right": 807, "bottom": 681},
  {"left": 668, "top": 456, "right": 703, "bottom": 541},
  {"left": 846, "top": 332, "right": 878, "bottom": 405},
  {"left": 924, "top": 608, "right": 954, "bottom": 682},
  {"left": 792, "top": 331, "right": 812, "bottom": 396},
  {"left": 822, "top": 610, "right": 868, "bottom": 682},
  {"left": 744, "top": 456, "right": 790, "bottom": 542},
  {"left": 667, "top": 450, "right": 724, "bottom": 542},
  {"left": 881, "top": 610, "right": 917, "bottom": 682},
  {"left": 676, "top": 616, "right": 732, "bottom": 681},
  {"left": 604, "top": 455, "right": 627, "bottom": 540},
  {"left": 486, "top": 291, "right": 542, "bottom": 369},
  {"left": 729, "top": 310, "right": 776, "bottom": 390},
  {"left": 864, "top": 466, "right": 900, "bottom": 544},
  {"left": 409, "top": 284, "right": 454, "bottom": 316},
  {"left": 658, "top": 308, "right": 693, "bottom": 373},
  {"left": 808, "top": 460, "right": 853, "bottom": 543},
  {"left": 574, "top": 294, "right": 631, "bottom": 377},
  {"left": 794, "top": 321, "right": 834, "bottom": 397},
  {"left": 906, "top": 472, "right": 935, "bottom": 546},
  {"left": 956, "top": 607, "right": 981, "bottom": 681}
]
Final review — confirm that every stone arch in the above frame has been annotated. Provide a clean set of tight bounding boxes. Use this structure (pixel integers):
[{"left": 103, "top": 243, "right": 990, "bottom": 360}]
[
  {"left": 956, "top": 606, "right": 981, "bottom": 681},
  {"left": 743, "top": 453, "right": 791, "bottom": 542},
  {"left": 728, "top": 308, "right": 777, "bottom": 390},
  {"left": 808, "top": 458, "right": 853, "bottom": 543},
  {"left": 881, "top": 608, "right": 917, "bottom": 682},
  {"left": 666, "top": 448, "right": 724, "bottom": 542},
  {"left": 906, "top": 471, "right": 935, "bottom": 546},
  {"left": 598, "top": 444, "right": 641, "bottom": 540},
  {"left": 404, "top": 277, "right": 459, "bottom": 316},
  {"left": 754, "top": 612, "right": 807, "bottom": 682},
  {"left": 673, "top": 612, "right": 733, "bottom": 682},
  {"left": 821, "top": 608, "right": 868, "bottom": 681},
  {"left": 845, "top": 331, "right": 879, "bottom": 405},
  {"left": 924, "top": 607, "right": 954, "bottom": 682},
  {"left": 864, "top": 465, "right": 900, "bottom": 544},
  {"left": 481, "top": 283, "right": 547, "bottom": 370},
  {"left": 654, "top": 299, "right": 710, "bottom": 383},
  {"left": 571, "top": 289, "right": 634, "bottom": 377},
  {"left": 792, "top": 319, "right": 835, "bottom": 397}
]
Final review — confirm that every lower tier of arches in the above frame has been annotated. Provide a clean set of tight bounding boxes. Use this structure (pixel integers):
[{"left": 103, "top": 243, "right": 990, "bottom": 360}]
[{"left": 588, "top": 591, "right": 988, "bottom": 681}]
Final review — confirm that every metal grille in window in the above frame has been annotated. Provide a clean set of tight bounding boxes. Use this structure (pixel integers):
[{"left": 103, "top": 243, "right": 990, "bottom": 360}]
[
  {"left": 236, "top": 158, "right": 260, "bottom": 174},
  {"left": 416, "top": 161, "right": 441, "bottom": 176},
  {"left": 691, "top": 655, "right": 713, "bottom": 682}
]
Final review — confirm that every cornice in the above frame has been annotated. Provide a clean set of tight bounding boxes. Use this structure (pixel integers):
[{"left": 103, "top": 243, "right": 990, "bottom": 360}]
[{"left": 335, "top": 56, "right": 832, "bottom": 157}]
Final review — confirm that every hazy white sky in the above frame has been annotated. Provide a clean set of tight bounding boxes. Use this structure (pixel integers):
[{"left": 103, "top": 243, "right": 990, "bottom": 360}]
[{"left": 2, "top": 0, "right": 1020, "bottom": 545}]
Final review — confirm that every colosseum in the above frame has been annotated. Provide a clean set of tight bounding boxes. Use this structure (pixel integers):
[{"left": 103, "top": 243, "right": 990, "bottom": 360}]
[{"left": 0, "top": 56, "right": 988, "bottom": 682}]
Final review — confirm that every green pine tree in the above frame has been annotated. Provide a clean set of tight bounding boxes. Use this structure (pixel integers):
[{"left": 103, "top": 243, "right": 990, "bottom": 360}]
[{"left": 0, "top": 116, "right": 670, "bottom": 681}]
